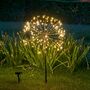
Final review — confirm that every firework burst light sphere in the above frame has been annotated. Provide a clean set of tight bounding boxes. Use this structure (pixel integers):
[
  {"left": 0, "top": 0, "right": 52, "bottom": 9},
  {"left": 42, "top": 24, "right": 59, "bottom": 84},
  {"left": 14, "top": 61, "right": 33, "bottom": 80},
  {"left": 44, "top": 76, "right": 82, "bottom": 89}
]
[{"left": 23, "top": 15, "right": 65, "bottom": 51}]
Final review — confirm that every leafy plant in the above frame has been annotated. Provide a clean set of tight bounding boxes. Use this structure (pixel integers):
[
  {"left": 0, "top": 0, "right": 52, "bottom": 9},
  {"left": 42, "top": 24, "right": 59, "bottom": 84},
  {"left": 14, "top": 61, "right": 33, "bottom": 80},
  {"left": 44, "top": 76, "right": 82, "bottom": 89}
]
[
  {"left": 0, "top": 34, "right": 24, "bottom": 67},
  {"left": 0, "top": 32, "right": 89, "bottom": 73},
  {"left": 59, "top": 34, "right": 90, "bottom": 72}
]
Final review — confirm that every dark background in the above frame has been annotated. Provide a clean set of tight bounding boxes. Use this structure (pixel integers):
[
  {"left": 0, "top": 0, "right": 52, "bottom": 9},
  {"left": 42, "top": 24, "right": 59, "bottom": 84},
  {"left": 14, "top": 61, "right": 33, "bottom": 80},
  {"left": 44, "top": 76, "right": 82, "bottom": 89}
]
[{"left": 0, "top": 0, "right": 90, "bottom": 24}]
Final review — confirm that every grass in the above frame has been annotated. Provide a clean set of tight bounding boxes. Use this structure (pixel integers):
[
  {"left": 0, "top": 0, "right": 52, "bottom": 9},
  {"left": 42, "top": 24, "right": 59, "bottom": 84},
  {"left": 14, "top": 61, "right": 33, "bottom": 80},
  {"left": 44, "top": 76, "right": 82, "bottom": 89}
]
[{"left": 0, "top": 67, "right": 90, "bottom": 90}]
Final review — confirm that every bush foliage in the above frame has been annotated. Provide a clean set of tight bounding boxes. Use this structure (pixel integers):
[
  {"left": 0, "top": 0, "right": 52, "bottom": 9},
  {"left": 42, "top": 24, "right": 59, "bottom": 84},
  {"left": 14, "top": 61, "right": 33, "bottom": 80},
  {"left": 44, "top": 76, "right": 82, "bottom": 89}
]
[{"left": 0, "top": 32, "right": 90, "bottom": 73}]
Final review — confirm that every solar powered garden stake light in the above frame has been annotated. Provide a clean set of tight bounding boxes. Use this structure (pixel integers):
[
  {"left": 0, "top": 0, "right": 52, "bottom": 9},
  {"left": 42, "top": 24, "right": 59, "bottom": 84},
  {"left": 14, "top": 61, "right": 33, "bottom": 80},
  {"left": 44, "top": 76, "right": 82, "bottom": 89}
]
[
  {"left": 22, "top": 15, "right": 65, "bottom": 83},
  {"left": 15, "top": 72, "right": 22, "bottom": 83}
]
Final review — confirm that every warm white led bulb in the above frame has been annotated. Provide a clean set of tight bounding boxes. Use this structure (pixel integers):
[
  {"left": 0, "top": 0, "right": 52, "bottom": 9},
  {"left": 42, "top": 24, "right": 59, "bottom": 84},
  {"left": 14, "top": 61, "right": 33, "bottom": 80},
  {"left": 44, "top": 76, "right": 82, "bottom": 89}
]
[{"left": 23, "top": 15, "right": 65, "bottom": 51}]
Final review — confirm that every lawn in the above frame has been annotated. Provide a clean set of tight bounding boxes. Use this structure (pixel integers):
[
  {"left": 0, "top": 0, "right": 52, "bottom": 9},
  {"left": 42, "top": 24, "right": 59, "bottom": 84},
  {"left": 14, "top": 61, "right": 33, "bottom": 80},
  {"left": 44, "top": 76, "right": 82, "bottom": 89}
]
[{"left": 0, "top": 67, "right": 90, "bottom": 90}]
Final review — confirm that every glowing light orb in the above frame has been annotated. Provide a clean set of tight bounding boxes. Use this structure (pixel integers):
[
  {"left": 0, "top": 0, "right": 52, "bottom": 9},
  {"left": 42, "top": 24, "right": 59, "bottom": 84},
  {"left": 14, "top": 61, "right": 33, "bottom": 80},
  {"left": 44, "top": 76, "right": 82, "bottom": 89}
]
[{"left": 23, "top": 15, "right": 65, "bottom": 51}]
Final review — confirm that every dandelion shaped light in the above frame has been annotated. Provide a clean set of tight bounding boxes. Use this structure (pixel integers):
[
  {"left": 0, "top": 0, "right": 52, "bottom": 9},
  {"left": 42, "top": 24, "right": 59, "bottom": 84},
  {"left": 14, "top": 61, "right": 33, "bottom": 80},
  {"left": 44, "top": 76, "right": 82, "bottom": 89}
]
[{"left": 23, "top": 15, "right": 65, "bottom": 52}]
